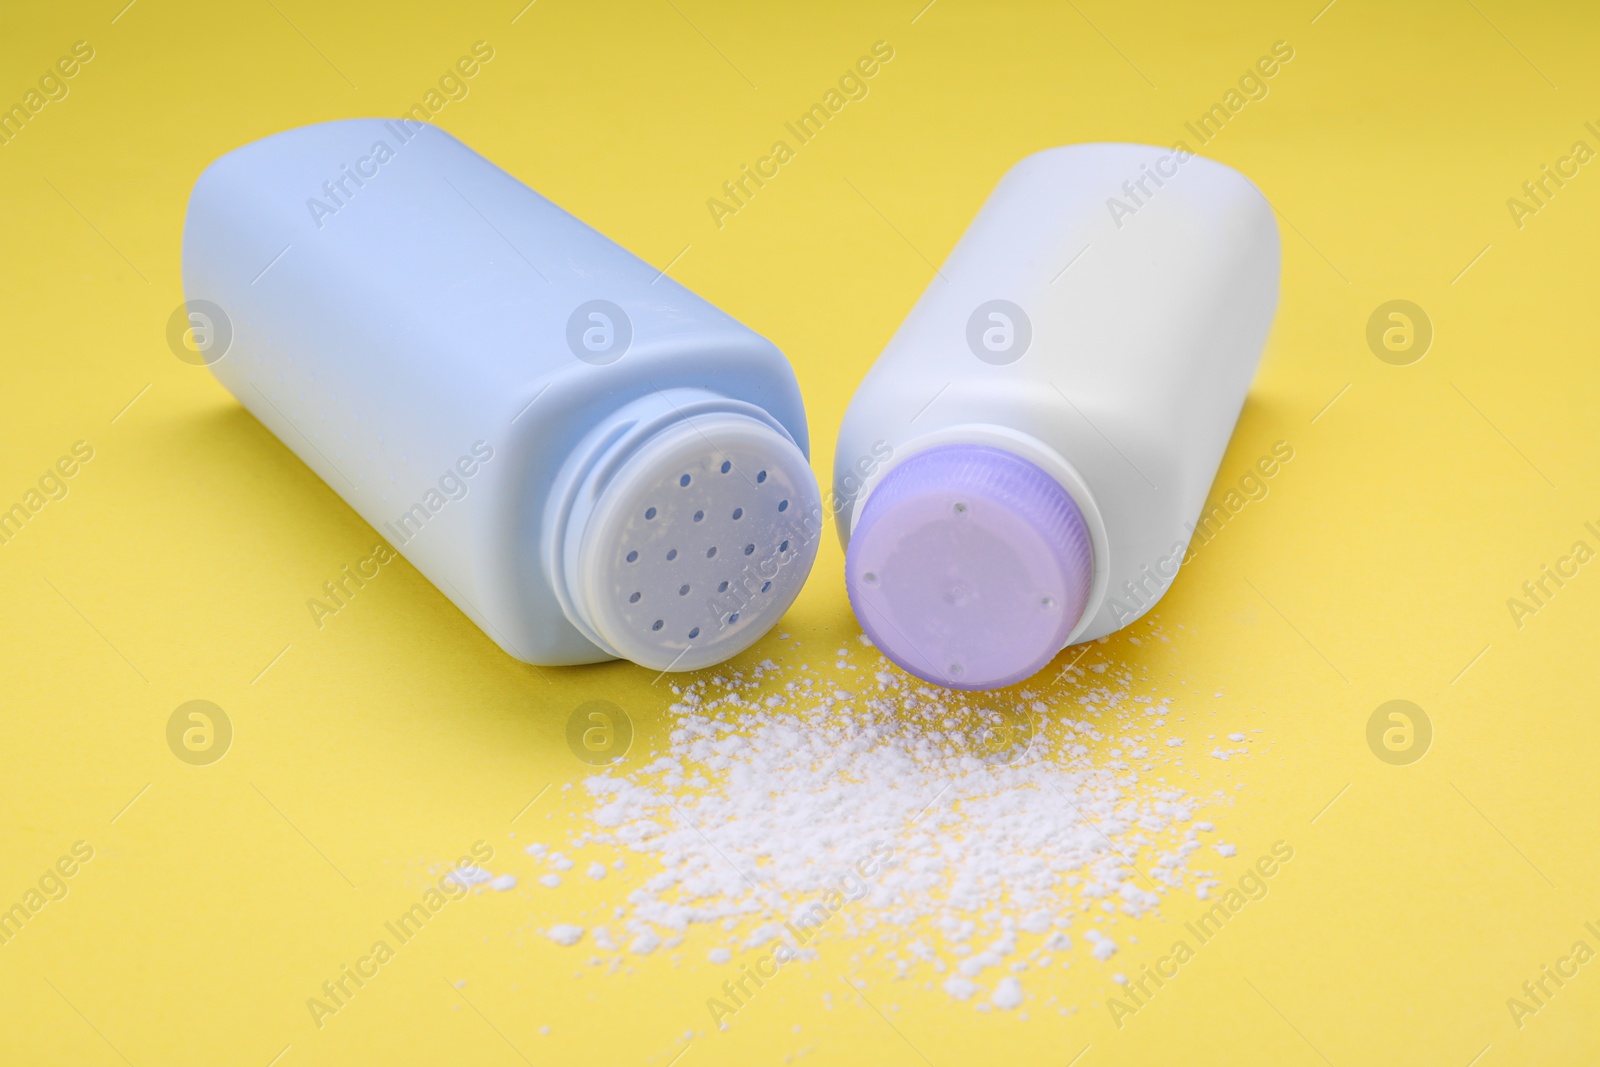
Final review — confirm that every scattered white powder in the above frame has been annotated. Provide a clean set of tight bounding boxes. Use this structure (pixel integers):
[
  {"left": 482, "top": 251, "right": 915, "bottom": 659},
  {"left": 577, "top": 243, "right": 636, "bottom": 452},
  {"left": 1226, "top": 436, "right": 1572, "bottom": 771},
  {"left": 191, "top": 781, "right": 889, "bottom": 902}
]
[
  {"left": 490, "top": 874, "right": 517, "bottom": 891},
  {"left": 538, "top": 873, "right": 561, "bottom": 889},
  {"left": 527, "top": 634, "right": 1255, "bottom": 1008},
  {"left": 547, "top": 924, "right": 585, "bottom": 946}
]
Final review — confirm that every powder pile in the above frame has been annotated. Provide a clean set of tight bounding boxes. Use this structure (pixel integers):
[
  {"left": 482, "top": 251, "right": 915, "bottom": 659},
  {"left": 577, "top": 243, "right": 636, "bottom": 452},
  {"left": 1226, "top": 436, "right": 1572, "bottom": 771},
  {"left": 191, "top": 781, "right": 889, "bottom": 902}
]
[{"left": 527, "top": 630, "right": 1255, "bottom": 1012}]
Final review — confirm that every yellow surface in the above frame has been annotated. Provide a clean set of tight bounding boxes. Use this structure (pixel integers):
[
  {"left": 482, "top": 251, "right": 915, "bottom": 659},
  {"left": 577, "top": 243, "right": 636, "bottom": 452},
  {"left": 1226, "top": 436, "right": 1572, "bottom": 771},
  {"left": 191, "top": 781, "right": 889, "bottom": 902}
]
[{"left": 3, "top": 1, "right": 1599, "bottom": 1063}]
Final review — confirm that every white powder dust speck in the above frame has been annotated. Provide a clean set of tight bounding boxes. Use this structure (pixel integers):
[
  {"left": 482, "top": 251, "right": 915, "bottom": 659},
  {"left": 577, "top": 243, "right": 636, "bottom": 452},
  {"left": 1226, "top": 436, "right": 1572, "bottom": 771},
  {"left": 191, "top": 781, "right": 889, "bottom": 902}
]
[
  {"left": 547, "top": 924, "right": 584, "bottom": 946},
  {"left": 1084, "top": 930, "right": 1117, "bottom": 960},
  {"left": 490, "top": 874, "right": 517, "bottom": 891},
  {"left": 708, "top": 947, "right": 732, "bottom": 964},
  {"left": 944, "top": 976, "right": 980, "bottom": 1001},
  {"left": 538, "top": 874, "right": 561, "bottom": 889},
  {"left": 958, "top": 952, "right": 1001, "bottom": 978},
  {"left": 586, "top": 862, "right": 608, "bottom": 880},
  {"left": 447, "top": 866, "right": 493, "bottom": 888},
  {"left": 992, "top": 976, "right": 1024, "bottom": 1010}
]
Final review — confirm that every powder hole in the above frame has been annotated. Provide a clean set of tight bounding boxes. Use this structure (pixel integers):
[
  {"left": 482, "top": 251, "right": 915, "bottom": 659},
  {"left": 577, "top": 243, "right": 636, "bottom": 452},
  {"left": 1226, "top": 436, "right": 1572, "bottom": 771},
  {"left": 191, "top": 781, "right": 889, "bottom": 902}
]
[
  {"left": 652, "top": 619, "right": 664, "bottom": 631},
  {"left": 679, "top": 474, "right": 691, "bottom": 487},
  {"left": 756, "top": 470, "right": 767, "bottom": 483},
  {"left": 626, "top": 550, "right": 639, "bottom": 563},
  {"left": 666, "top": 548, "right": 678, "bottom": 561},
  {"left": 679, "top": 584, "right": 690, "bottom": 596},
  {"left": 706, "top": 546, "right": 717, "bottom": 558},
  {"left": 732, "top": 507, "right": 743, "bottom": 520},
  {"left": 720, "top": 460, "right": 732, "bottom": 474},
  {"left": 644, "top": 506, "right": 657, "bottom": 520},
  {"left": 777, "top": 499, "right": 789, "bottom": 512},
  {"left": 629, "top": 592, "right": 641, "bottom": 604}
]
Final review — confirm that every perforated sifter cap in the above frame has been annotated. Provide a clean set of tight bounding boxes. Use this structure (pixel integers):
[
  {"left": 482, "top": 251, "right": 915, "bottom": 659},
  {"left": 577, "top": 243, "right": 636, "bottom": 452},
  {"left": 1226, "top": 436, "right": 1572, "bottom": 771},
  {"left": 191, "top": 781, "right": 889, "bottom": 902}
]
[
  {"left": 845, "top": 444, "right": 1093, "bottom": 691},
  {"left": 561, "top": 410, "right": 822, "bottom": 672}
]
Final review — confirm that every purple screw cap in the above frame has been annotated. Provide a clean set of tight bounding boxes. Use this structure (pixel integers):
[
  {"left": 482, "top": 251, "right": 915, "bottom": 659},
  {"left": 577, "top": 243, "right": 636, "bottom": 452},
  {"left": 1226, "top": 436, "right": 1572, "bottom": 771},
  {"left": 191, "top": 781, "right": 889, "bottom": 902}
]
[{"left": 845, "top": 444, "right": 1093, "bottom": 691}]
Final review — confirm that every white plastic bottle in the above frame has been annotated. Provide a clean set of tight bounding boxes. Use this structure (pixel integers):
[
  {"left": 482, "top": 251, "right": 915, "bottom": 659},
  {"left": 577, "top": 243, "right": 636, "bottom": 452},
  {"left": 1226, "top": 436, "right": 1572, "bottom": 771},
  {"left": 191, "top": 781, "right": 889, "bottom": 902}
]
[
  {"left": 181, "top": 119, "right": 821, "bottom": 671},
  {"left": 834, "top": 143, "right": 1279, "bottom": 690}
]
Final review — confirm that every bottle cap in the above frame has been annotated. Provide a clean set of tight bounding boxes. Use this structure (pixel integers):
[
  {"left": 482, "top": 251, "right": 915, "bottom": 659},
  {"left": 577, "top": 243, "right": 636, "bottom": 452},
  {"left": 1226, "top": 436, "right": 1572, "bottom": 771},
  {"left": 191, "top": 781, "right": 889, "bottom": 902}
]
[
  {"left": 563, "top": 410, "right": 821, "bottom": 672},
  {"left": 845, "top": 444, "right": 1093, "bottom": 690}
]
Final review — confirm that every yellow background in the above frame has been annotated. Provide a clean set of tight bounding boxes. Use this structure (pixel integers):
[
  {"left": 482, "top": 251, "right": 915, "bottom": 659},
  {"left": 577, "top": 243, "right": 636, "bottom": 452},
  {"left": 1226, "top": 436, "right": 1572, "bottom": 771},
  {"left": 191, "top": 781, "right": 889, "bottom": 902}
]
[{"left": 3, "top": 0, "right": 1599, "bottom": 1063}]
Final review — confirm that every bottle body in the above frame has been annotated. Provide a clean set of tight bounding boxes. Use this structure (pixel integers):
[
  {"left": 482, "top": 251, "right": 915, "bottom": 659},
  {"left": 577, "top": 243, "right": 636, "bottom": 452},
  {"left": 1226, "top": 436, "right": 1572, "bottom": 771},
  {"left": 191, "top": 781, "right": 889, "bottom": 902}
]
[
  {"left": 183, "top": 119, "right": 820, "bottom": 670},
  {"left": 835, "top": 143, "right": 1279, "bottom": 688}
]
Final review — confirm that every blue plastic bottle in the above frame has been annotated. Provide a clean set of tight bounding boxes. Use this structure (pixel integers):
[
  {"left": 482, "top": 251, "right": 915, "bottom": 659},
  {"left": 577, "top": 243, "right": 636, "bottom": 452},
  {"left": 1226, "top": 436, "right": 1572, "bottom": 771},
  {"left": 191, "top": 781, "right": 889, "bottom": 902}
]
[{"left": 182, "top": 120, "right": 822, "bottom": 671}]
